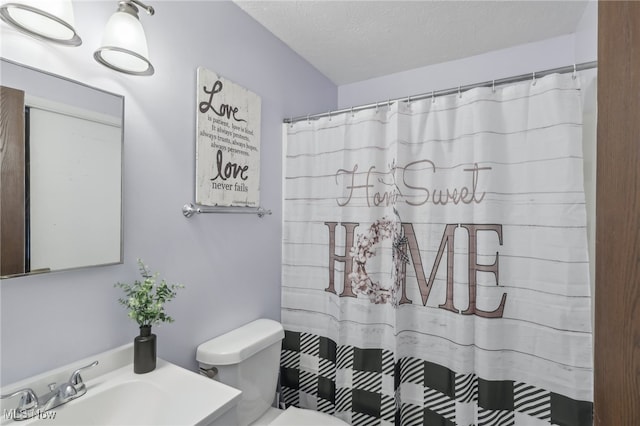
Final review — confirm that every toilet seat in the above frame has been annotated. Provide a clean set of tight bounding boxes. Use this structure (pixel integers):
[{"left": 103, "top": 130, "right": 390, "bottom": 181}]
[{"left": 268, "top": 407, "right": 349, "bottom": 426}]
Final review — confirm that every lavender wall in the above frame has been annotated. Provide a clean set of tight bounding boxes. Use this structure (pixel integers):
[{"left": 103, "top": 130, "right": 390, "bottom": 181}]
[
  {"left": 337, "top": 1, "right": 597, "bottom": 109},
  {"left": 0, "top": 1, "right": 336, "bottom": 385}
]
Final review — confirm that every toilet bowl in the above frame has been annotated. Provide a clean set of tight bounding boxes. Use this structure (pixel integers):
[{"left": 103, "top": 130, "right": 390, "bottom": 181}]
[
  {"left": 250, "top": 406, "right": 347, "bottom": 426},
  {"left": 197, "top": 319, "right": 348, "bottom": 426},
  {"left": 266, "top": 407, "right": 347, "bottom": 425}
]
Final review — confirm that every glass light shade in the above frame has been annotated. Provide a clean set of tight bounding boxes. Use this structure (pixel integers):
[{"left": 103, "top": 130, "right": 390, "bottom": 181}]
[
  {"left": 0, "top": 0, "right": 81, "bottom": 45},
  {"left": 94, "top": 10, "right": 154, "bottom": 76}
]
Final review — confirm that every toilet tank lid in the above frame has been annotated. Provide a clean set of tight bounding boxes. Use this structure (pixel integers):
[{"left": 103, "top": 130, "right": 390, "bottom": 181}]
[{"left": 197, "top": 319, "right": 285, "bottom": 365}]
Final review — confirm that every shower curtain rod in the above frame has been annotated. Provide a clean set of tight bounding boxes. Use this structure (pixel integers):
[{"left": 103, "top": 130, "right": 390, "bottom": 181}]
[{"left": 283, "top": 61, "right": 597, "bottom": 124}]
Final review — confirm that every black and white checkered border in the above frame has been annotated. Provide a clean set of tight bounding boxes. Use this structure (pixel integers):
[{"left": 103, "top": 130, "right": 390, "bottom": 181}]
[{"left": 279, "top": 330, "right": 592, "bottom": 426}]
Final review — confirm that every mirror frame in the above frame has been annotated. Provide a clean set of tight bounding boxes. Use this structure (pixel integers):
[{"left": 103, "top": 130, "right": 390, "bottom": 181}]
[{"left": 0, "top": 57, "right": 124, "bottom": 279}]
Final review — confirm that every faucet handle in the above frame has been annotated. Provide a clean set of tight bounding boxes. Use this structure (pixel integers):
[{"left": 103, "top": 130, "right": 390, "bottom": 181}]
[
  {"left": 69, "top": 360, "right": 99, "bottom": 391},
  {"left": 1, "top": 388, "right": 39, "bottom": 411}
]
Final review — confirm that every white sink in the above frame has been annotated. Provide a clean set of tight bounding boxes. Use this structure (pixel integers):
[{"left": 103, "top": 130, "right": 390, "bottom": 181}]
[{"left": 1, "top": 345, "right": 241, "bottom": 426}]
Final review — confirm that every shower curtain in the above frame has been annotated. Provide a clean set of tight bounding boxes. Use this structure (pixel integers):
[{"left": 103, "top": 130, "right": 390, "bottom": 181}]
[{"left": 281, "top": 73, "right": 593, "bottom": 426}]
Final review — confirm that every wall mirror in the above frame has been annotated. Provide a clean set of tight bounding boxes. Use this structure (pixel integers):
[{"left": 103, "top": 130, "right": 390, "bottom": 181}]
[{"left": 0, "top": 58, "right": 123, "bottom": 279}]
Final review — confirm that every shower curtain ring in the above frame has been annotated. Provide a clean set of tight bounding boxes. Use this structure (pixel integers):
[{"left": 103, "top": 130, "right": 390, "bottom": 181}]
[
  {"left": 387, "top": 99, "right": 391, "bottom": 109},
  {"left": 572, "top": 64, "right": 577, "bottom": 80},
  {"left": 532, "top": 72, "right": 537, "bottom": 86},
  {"left": 289, "top": 117, "right": 293, "bottom": 128},
  {"left": 351, "top": 106, "right": 354, "bottom": 117},
  {"left": 458, "top": 86, "right": 462, "bottom": 98},
  {"left": 375, "top": 103, "right": 379, "bottom": 113},
  {"left": 328, "top": 110, "right": 331, "bottom": 121},
  {"left": 307, "top": 114, "right": 310, "bottom": 123},
  {"left": 492, "top": 80, "right": 496, "bottom": 93},
  {"left": 432, "top": 90, "right": 435, "bottom": 103}
]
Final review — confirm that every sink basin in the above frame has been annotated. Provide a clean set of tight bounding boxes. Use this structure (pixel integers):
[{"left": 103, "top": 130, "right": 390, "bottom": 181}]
[
  {"left": 1, "top": 345, "right": 241, "bottom": 426},
  {"left": 27, "top": 380, "right": 170, "bottom": 425}
]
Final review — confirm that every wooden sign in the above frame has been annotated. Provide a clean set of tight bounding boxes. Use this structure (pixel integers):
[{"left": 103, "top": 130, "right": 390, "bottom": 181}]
[{"left": 195, "top": 67, "right": 261, "bottom": 207}]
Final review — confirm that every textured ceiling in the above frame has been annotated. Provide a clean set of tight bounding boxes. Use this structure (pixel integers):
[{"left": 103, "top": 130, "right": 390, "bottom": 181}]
[{"left": 234, "top": 1, "right": 589, "bottom": 85}]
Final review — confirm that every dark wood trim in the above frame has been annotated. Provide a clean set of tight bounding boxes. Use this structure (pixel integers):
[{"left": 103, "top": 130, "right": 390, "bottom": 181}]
[
  {"left": 595, "top": 1, "right": 640, "bottom": 424},
  {"left": 0, "top": 85, "right": 26, "bottom": 276}
]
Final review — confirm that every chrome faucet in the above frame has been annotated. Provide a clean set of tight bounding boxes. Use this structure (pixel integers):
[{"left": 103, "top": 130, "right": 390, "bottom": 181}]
[{"left": 1, "top": 361, "right": 98, "bottom": 421}]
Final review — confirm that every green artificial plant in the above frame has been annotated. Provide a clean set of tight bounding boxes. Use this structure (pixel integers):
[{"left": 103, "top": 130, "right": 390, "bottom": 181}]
[{"left": 115, "top": 259, "right": 184, "bottom": 327}]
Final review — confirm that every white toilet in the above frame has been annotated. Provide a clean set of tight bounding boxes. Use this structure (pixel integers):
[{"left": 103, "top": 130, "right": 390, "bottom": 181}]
[{"left": 197, "top": 319, "right": 348, "bottom": 426}]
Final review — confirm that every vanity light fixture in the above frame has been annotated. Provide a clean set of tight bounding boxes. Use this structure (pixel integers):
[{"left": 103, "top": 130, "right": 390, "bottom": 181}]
[
  {"left": 0, "top": 0, "right": 81, "bottom": 46},
  {"left": 94, "top": 0, "right": 154, "bottom": 76}
]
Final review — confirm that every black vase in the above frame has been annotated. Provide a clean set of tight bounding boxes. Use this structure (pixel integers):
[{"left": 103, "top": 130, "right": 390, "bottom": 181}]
[{"left": 134, "top": 325, "right": 156, "bottom": 374}]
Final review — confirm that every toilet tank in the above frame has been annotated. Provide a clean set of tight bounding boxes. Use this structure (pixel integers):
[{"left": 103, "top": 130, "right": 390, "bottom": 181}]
[{"left": 197, "top": 319, "right": 285, "bottom": 426}]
